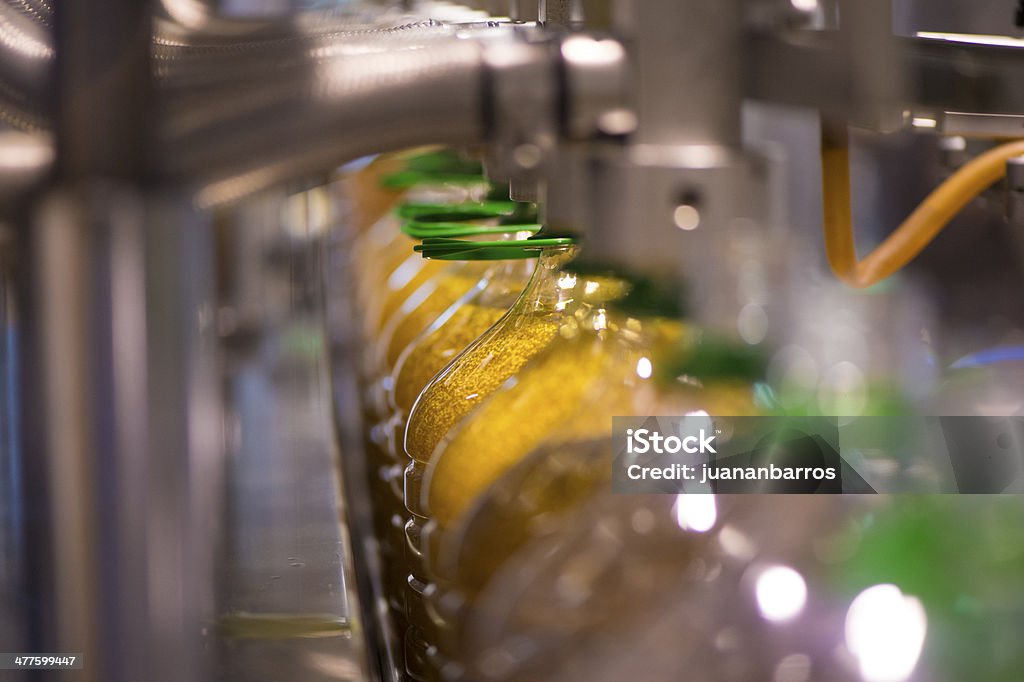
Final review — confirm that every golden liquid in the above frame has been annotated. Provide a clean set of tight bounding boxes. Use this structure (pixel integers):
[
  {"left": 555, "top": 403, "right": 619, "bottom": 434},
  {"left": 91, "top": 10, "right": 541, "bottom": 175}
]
[
  {"left": 399, "top": 272, "right": 631, "bottom": 655},
  {"left": 403, "top": 273, "right": 630, "bottom": 469},
  {"left": 399, "top": 273, "right": 571, "bottom": 651},
  {"left": 217, "top": 612, "right": 353, "bottom": 640},
  {"left": 440, "top": 381, "right": 757, "bottom": 594},
  {"left": 422, "top": 315, "right": 685, "bottom": 546},
  {"left": 427, "top": 383, "right": 759, "bottom": 672},
  {"left": 393, "top": 303, "right": 507, "bottom": 417},
  {"left": 353, "top": 230, "right": 410, "bottom": 343},
  {"left": 404, "top": 313, "right": 561, "bottom": 469},
  {"left": 343, "top": 154, "right": 406, "bottom": 234},
  {"left": 381, "top": 269, "right": 486, "bottom": 375},
  {"left": 448, "top": 438, "right": 612, "bottom": 598},
  {"left": 423, "top": 337, "right": 615, "bottom": 531},
  {"left": 373, "top": 256, "right": 448, "bottom": 339},
  {"left": 378, "top": 274, "right": 529, "bottom": 648}
]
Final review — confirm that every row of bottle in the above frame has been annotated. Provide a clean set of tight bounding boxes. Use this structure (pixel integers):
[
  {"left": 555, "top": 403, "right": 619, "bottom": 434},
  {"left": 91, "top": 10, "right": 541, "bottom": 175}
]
[{"left": 337, "top": 148, "right": 1024, "bottom": 681}]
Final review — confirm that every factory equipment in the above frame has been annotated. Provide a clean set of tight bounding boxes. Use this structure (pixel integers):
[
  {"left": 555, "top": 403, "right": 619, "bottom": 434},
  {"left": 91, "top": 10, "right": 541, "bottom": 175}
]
[{"left": 2, "top": 1, "right": 1024, "bottom": 681}]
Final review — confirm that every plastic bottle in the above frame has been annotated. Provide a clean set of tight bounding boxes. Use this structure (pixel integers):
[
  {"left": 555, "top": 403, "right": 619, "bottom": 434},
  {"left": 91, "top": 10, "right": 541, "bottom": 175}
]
[
  {"left": 428, "top": 330, "right": 765, "bottom": 671},
  {"left": 357, "top": 207, "right": 549, "bottom": 624},
  {"left": 400, "top": 246, "right": 631, "bottom": 677}
]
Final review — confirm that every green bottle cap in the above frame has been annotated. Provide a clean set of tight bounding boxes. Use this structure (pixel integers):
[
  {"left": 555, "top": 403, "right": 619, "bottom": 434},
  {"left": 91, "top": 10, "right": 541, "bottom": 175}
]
[
  {"left": 379, "top": 150, "right": 486, "bottom": 189},
  {"left": 394, "top": 200, "right": 511, "bottom": 220},
  {"left": 415, "top": 234, "right": 576, "bottom": 261},
  {"left": 401, "top": 201, "right": 542, "bottom": 239},
  {"left": 403, "top": 150, "right": 483, "bottom": 176}
]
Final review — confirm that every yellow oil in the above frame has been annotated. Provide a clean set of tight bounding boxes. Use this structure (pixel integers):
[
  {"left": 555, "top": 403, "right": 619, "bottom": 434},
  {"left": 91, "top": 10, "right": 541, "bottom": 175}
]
[
  {"left": 403, "top": 270, "right": 628, "bottom": 472},
  {"left": 343, "top": 153, "right": 406, "bottom": 235},
  {"left": 420, "top": 308, "right": 684, "bottom": 540},
  {"left": 440, "top": 379, "right": 757, "bottom": 596},
  {"left": 393, "top": 302, "right": 507, "bottom": 417},
  {"left": 398, "top": 266, "right": 630, "bottom": 655},
  {"left": 373, "top": 261, "right": 535, "bottom": 644},
  {"left": 403, "top": 313, "right": 561, "bottom": 471},
  {"left": 434, "top": 376, "right": 759, "bottom": 663},
  {"left": 217, "top": 612, "right": 354, "bottom": 640},
  {"left": 369, "top": 255, "right": 449, "bottom": 340},
  {"left": 423, "top": 334, "right": 617, "bottom": 531},
  {"left": 380, "top": 267, "right": 488, "bottom": 374}
]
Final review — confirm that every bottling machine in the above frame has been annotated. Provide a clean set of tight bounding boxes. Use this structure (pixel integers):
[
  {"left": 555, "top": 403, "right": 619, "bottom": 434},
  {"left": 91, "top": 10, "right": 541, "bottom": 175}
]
[{"left": 2, "top": 1, "right": 1024, "bottom": 680}]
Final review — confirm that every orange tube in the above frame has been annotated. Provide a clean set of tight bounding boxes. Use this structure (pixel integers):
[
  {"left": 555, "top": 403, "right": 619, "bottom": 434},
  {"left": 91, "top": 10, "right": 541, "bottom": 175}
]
[{"left": 821, "top": 129, "right": 1024, "bottom": 288}]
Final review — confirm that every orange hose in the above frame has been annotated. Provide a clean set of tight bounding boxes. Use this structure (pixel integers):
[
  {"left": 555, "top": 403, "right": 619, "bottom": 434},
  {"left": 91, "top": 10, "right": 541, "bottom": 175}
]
[{"left": 822, "top": 131, "right": 1024, "bottom": 288}]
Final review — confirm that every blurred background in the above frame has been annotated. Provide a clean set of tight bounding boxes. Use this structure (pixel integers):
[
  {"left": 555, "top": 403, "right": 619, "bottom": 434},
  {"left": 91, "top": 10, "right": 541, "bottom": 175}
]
[{"left": 2, "top": 1, "right": 1024, "bottom": 681}]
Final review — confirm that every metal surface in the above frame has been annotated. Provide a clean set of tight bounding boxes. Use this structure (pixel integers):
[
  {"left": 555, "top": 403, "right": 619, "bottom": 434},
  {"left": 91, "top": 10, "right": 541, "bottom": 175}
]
[
  {"left": 54, "top": 0, "right": 153, "bottom": 180},
  {"left": 539, "top": 0, "right": 575, "bottom": 28},
  {"left": 559, "top": 33, "right": 629, "bottom": 139},
  {"left": 1005, "top": 155, "right": 1024, "bottom": 227},
  {"left": 551, "top": 0, "right": 754, "bottom": 306},
  {"left": 217, "top": 194, "right": 371, "bottom": 681},
  {"left": 837, "top": 0, "right": 903, "bottom": 129},
  {"left": 0, "top": 127, "right": 53, "bottom": 201},
  {"left": 481, "top": 32, "right": 558, "bottom": 201},
  {"left": 22, "top": 186, "right": 221, "bottom": 682},
  {"left": 323, "top": 206, "right": 403, "bottom": 682},
  {"left": 745, "top": 31, "right": 1024, "bottom": 123},
  {"left": 163, "top": 31, "right": 488, "bottom": 206},
  {"left": 509, "top": 0, "right": 538, "bottom": 22},
  {"left": 0, "top": 0, "right": 52, "bottom": 133},
  {"left": 939, "top": 111, "right": 1024, "bottom": 139},
  {"left": 616, "top": 0, "right": 742, "bottom": 148}
]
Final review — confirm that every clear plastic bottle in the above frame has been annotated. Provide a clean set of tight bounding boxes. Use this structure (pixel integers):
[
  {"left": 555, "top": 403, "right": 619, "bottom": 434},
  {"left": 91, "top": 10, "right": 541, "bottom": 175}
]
[
  {"left": 426, "top": 330, "right": 765, "bottom": 670},
  {"left": 402, "top": 257, "right": 630, "bottom": 470},
  {"left": 459, "top": 494, "right": 858, "bottom": 681},
  {"left": 389, "top": 257, "right": 536, "bottom": 422},
  {"left": 420, "top": 268, "right": 694, "bottom": 539},
  {"left": 373, "top": 253, "right": 541, "bottom": 533},
  {"left": 357, "top": 209, "right": 547, "bottom": 629},
  {"left": 400, "top": 250, "right": 631, "bottom": 674},
  {"left": 404, "top": 270, "right": 706, "bottom": 670},
  {"left": 364, "top": 225, "right": 546, "bottom": 631},
  {"left": 464, "top": 492, "right": 1024, "bottom": 682},
  {"left": 372, "top": 204, "right": 541, "bottom": 380},
  {"left": 350, "top": 154, "right": 497, "bottom": 335}
]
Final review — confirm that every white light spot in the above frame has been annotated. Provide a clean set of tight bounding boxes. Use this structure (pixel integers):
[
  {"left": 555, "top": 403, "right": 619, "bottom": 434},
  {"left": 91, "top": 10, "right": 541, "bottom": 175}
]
[
  {"left": 673, "top": 204, "right": 701, "bottom": 231},
  {"left": 557, "top": 273, "right": 578, "bottom": 290},
  {"left": 636, "top": 357, "right": 653, "bottom": 379},
  {"left": 755, "top": 565, "right": 807, "bottom": 623},
  {"left": 738, "top": 303, "right": 769, "bottom": 345},
  {"left": 513, "top": 144, "right": 542, "bottom": 169},
  {"left": 593, "top": 310, "right": 608, "bottom": 330},
  {"left": 631, "top": 508, "right": 655, "bottom": 534},
  {"left": 673, "top": 494, "right": 717, "bottom": 533},
  {"left": 845, "top": 585, "right": 927, "bottom": 682},
  {"left": 561, "top": 35, "right": 627, "bottom": 67},
  {"left": 911, "top": 117, "right": 938, "bottom": 129},
  {"left": 598, "top": 108, "right": 638, "bottom": 136},
  {"left": 774, "top": 653, "right": 812, "bottom": 682},
  {"left": 917, "top": 31, "right": 1024, "bottom": 48},
  {"left": 791, "top": 0, "right": 818, "bottom": 11},
  {"left": 584, "top": 280, "right": 599, "bottom": 295},
  {"left": 718, "top": 525, "right": 757, "bottom": 560}
]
